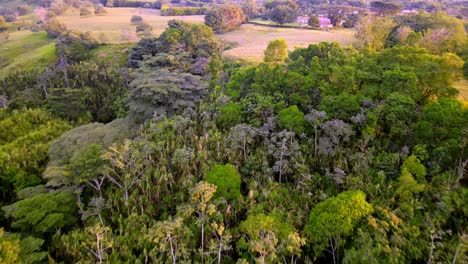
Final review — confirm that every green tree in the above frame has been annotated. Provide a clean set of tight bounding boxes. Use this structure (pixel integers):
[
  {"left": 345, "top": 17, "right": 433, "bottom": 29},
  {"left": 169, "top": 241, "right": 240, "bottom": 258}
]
[
  {"left": 267, "top": 0, "right": 299, "bottom": 25},
  {"left": 238, "top": 213, "right": 299, "bottom": 263},
  {"left": 0, "top": 109, "right": 70, "bottom": 201},
  {"left": 304, "top": 190, "right": 373, "bottom": 263},
  {"left": 68, "top": 144, "right": 107, "bottom": 197},
  {"left": 205, "top": 164, "right": 242, "bottom": 200},
  {"left": 204, "top": 6, "right": 245, "bottom": 33},
  {"left": 102, "top": 140, "right": 146, "bottom": 210},
  {"left": 308, "top": 15, "right": 320, "bottom": 28},
  {"left": 189, "top": 181, "right": 217, "bottom": 261},
  {"left": 319, "top": 93, "right": 360, "bottom": 121},
  {"left": 355, "top": 15, "right": 395, "bottom": 50},
  {"left": 43, "top": 19, "right": 67, "bottom": 38},
  {"left": 0, "top": 228, "right": 20, "bottom": 264},
  {"left": 216, "top": 102, "right": 244, "bottom": 129},
  {"left": 127, "top": 69, "right": 208, "bottom": 123},
  {"left": 242, "top": 0, "right": 258, "bottom": 20},
  {"left": 370, "top": 1, "right": 402, "bottom": 16},
  {"left": 148, "top": 217, "right": 192, "bottom": 263},
  {"left": 327, "top": 6, "right": 352, "bottom": 27},
  {"left": 379, "top": 93, "right": 417, "bottom": 145},
  {"left": 277, "top": 105, "right": 306, "bottom": 133},
  {"left": 2, "top": 191, "right": 78, "bottom": 234},
  {"left": 264, "top": 39, "right": 288, "bottom": 64}
]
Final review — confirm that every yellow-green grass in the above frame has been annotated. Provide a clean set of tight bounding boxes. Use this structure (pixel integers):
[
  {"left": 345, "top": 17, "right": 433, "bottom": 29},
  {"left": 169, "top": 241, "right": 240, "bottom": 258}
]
[
  {"left": 454, "top": 79, "right": 468, "bottom": 107},
  {"left": 219, "top": 24, "right": 356, "bottom": 61},
  {"left": 0, "top": 31, "right": 56, "bottom": 77},
  {"left": 56, "top": 7, "right": 205, "bottom": 43},
  {"left": 90, "top": 43, "right": 134, "bottom": 66}
]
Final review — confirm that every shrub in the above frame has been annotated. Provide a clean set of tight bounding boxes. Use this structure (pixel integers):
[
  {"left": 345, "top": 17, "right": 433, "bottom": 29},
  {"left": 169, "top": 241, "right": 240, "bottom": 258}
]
[
  {"left": 204, "top": 5, "right": 245, "bottom": 33},
  {"left": 308, "top": 15, "right": 319, "bottom": 28},
  {"left": 131, "top": 15, "right": 143, "bottom": 24},
  {"left": 217, "top": 102, "right": 244, "bottom": 129},
  {"left": 3, "top": 14, "right": 16, "bottom": 23},
  {"left": 136, "top": 21, "right": 153, "bottom": 37},
  {"left": 94, "top": 5, "right": 107, "bottom": 15},
  {"left": 277, "top": 105, "right": 306, "bottom": 133},
  {"left": 266, "top": 0, "right": 299, "bottom": 25},
  {"left": 46, "top": 10, "right": 57, "bottom": 19},
  {"left": 160, "top": 6, "right": 206, "bottom": 16},
  {"left": 29, "top": 23, "right": 43, "bottom": 32},
  {"left": 80, "top": 7, "right": 93, "bottom": 17},
  {"left": 154, "top": 0, "right": 169, "bottom": 9},
  {"left": 205, "top": 164, "right": 242, "bottom": 200},
  {"left": 17, "top": 5, "right": 33, "bottom": 16},
  {"left": 43, "top": 19, "right": 67, "bottom": 38}
]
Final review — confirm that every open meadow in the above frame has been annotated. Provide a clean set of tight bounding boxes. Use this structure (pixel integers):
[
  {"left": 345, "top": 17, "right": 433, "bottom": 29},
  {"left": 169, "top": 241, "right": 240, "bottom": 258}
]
[
  {"left": 56, "top": 7, "right": 356, "bottom": 60},
  {"left": 56, "top": 7, "right": 205, "bottom": 43},
  {"left": 0, "top": 31, "right": 56, "bottom": 77},
  {"left": 219, "top": 24, "right": 356, "bottom": 60}
]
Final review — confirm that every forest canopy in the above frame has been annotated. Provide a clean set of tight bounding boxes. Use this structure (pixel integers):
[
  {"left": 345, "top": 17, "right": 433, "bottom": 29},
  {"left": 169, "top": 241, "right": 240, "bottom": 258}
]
[{"left": 0, "top": 8, "right": 467, "bottom": 264}]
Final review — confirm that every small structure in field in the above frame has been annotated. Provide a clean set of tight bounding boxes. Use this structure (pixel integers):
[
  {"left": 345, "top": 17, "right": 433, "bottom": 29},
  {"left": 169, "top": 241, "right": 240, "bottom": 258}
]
[
  {"left": 296, "top": 16, "right": 309, "bottom": 26},
  {"left": 318, "top": 17, "right": 332, "bottom": 29}
]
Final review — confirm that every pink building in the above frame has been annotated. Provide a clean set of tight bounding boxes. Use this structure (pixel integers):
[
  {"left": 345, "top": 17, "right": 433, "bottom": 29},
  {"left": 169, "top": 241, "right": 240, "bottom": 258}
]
[
  {"left": 297, "top": 16, "right": 309, "bottom": 26},
  {"left": 318, "top": 17, "right": 332, "bottom": 28}
]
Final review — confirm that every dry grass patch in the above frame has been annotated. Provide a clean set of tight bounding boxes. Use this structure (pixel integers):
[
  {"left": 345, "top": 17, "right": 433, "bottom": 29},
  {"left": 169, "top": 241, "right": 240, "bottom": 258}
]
[
  {"left": 57, "top": 7, "right": 205, "bottom": 43},
  {"left": 56, "top": 8, "right": 356, "bottom": 60},
  {"left": 454, "top": 79, "right": 468, "bottom": 106},
  {"left": 219, "top": 24, "right": 356, "bottom": 61}
]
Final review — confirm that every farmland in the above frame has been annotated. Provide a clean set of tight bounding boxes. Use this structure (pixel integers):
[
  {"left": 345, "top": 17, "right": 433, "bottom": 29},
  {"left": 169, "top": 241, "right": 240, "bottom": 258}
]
[{"left": 55, "top": 7, "right": 356, "bottom": 60}]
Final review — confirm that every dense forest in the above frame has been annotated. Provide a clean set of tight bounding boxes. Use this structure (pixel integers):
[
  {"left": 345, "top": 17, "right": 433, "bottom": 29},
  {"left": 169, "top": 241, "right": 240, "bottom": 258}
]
[{"left": 0, "top": 2, "right": 468, "bottom": 263}]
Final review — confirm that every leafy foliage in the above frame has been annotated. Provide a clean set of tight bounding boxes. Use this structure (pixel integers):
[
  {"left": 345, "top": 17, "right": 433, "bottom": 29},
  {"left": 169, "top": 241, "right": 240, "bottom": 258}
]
[
  {"left": 205, "top": 164, "right": 242, "bottom": 200},
  {"left": 204, "top": 5, "right": 245, "bottom": 33},
  {"left": 0, "top": 14, "right": 466, "bottom": 264}
]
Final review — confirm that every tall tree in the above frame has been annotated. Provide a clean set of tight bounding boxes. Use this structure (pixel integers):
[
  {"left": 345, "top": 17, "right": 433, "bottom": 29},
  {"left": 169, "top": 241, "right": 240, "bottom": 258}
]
[
  {"left": 304, "top": 190, "right": 373, "bottom": 264},
  {"left": 264, "top": 39, "right": 288, "bottom": 64}
]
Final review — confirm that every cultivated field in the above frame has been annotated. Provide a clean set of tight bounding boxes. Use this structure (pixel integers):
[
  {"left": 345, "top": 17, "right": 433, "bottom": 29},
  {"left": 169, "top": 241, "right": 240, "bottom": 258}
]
[
  {"left": 56, "top": 8, "right": 205, "bottom": 43},
  {"left": 220, "top": 24, "right": 356, "bottom": 60}
]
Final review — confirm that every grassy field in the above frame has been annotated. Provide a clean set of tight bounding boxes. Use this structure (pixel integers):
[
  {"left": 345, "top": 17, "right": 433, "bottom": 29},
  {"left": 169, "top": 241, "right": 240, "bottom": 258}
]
[
  {"left": 90, "top": 43, "right": 134, "bottom": 66},
  {"left": 56, "top": 8, "right": 205, "bottom": 43},
  {"left": 56, "top": 7, "right": 356, "bottom": 60},
  {"left": 249, "top": 18, "right": 302, "bottom": 27},
  {"left": 219, "top": 24, "right": 356, "bottom": 60},
  {"left": 0, "top": 31, "right": 56, "bottom": 77},
  {"left": 454, "top": 79, "right": 468, "bottom": 106}
]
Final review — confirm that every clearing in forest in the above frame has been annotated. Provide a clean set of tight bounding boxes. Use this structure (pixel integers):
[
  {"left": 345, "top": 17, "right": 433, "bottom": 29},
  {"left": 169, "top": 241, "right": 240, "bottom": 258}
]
[
  {"left": 56, "top": 7, "right": 356, "bottom": 60},
  {"left": 56, "top": 7, "right": 205, "bottom": 43},
  {"left": 219, "top": 24, "right": 356, "bottom": 61}
]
